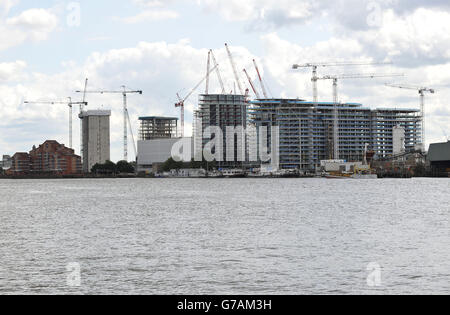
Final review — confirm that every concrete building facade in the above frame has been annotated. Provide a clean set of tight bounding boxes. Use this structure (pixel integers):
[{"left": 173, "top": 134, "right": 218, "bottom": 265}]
[
  {"left": 137, "top": 138, "right": 192, "bottom": 173},
  {"left": 393, "top": 125, "right": 406, "bottom": 155},
  {"left": 196, "top": 94, "right": 247, "bottom": 169},
  {"left": 139, "top": 116, "right": 179, "bottom": 140},
  {"left": 250, "top": 100, "right": 421, "bottom": 171},
  {"left": 80, "top": 110, "right": 111, "bottom": 173},
  {"left": 136, "top": 116, "right": 189, "bottom": 174}
]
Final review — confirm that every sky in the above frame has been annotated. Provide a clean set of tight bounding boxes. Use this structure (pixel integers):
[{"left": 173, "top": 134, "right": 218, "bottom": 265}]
[{"left": 1, "top": 0, "right": 450, "bottom": 162}]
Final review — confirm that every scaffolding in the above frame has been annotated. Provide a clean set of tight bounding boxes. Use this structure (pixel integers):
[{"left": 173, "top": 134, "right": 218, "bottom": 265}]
[
  {"left": 198, "top": 94, "right": 247, "bottom": 169},
  {"left": 138, "top": 116, "right": 179, "bottom": 140},
  {"left": 250, "top": 100, "right": 421, "bottom": 171}
]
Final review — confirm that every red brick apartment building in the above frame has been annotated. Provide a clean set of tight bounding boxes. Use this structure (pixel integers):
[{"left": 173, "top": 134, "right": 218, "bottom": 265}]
[{"left": 7, "top": 140, "right": 82, "bottom": 176}]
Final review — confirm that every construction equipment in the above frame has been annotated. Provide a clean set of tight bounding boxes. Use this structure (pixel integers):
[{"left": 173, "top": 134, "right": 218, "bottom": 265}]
[
  {"left": 24, "top": 97, "right": 87, "bottom": 150},
  {"left": 385, "top": 83, "right": 436, "bottom": 146},
  {"left": 292, "top": 62, "right": 392, "bottom": 104},
  {"left": 225, "top": 43, "right": 244, "bottom": 95},
  {"left": 317, "top": 73, "right": 404, "bottom": 160},
  {"left": 176, "top": 64, "right": 218, "bottom": 138},
  {"left": 441, "top": 127, "right": 449, "bottom": 142},
  {"left": 210, "top": 50, "right": 226, "bottom": 94},
  {"left": 79, "top": 79, "right": 88, "bottom": 162},
  {"left": 243, "top": 69, "right": 261, "bottom": 99},
  {"left": 253, "top": 59, "right": 269, "bottom": 99},
  {"left": 205, "top": 51, "right": 211, "bottom": 95},
  {"left": 76, "top": 86, "right": 142, "bottom": 161}
]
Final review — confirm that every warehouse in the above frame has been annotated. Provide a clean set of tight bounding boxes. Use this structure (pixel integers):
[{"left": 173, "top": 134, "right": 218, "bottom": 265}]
[{"left": 428, "top": 141, "right": 450, "bottom": 176}]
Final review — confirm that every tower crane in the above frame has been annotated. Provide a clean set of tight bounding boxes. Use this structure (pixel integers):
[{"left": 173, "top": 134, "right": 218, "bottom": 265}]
[
  {"left": 205, "top": 51, "right": 211, "bottom": 95},
  {"left": 76, "top": 86, "right": 142, "bottom": 162},
  {"left": 23, "top": 97, "right": 87, "bottom": 150},
  {"left": 317, "top": 73, "right": 404, "bottom": 160},
  {"left": 210, "top": 49, "right": 226, "bottom": 94},
  {"left": 243, "top": 69, "right": 261, "bottom": 99},
  {"left": 385, "top": 84, "right": 436, "bottom": 146},
  {"left": 253, "top": 59, "right": 269, "bottom": 99},
  {"left": 292, "top": 61, "right": 392, "bottom": 104},
  {"left": 225, "top": 43, "right": 245, "bottom": 95},
  {"left": 79, "top": 78, "right": 88, "bottom": 162},
  {"left": 176, "top": 64, "right": 219, "bottom": 138}
]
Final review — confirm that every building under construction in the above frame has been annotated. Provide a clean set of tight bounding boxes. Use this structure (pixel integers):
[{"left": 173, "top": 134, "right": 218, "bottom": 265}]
[
  {"left": 194, "top": 94, "right": 247, "bottom": 169},
  {"left": 137, "top": 116, "right": 188, "bottom": 173},
  {"left": 250, "top": 99, "right": 421, "bottom": 171},
  {"left": 138, "top": 116, "right": 179, "bottom": 140}
]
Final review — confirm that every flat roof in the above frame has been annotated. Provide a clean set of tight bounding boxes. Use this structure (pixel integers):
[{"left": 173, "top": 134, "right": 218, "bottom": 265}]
[
  {"left": 250, "top": 99, "right": 420, "bottom": 112},
  {"left": 139, "top": 116, "right": 179, "bottom": 121},
  {"left": 428, "top": 141, "right": 450, "bottom": 162},
  {"left": 81, "top": 110, "right": 111, "bottom": 116}
]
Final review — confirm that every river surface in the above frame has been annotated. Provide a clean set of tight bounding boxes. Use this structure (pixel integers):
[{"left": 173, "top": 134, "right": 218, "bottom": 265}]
[{"left": 0, "top": 178, "right": 449, "bottom": 295}]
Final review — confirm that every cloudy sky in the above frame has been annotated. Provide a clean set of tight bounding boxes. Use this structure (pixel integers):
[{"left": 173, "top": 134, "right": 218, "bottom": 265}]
[{"left": 1, "top": 0, "right": 450, "bottom": 161}]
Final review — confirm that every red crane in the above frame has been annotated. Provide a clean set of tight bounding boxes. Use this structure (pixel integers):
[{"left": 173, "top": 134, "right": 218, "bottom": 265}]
[
  {"left": 253, "top": 59, "right": 269, "bottom": 99},
  {"left": 243, "top": 68, "right": 260, "bottom": 99}
]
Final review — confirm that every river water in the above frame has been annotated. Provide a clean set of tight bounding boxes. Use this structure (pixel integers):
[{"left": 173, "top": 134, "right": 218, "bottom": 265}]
[{"left": 0, "top": 178, "right": 449, "bottom": 295}]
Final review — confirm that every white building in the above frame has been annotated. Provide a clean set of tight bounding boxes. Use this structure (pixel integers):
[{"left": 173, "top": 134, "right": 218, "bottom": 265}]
[
  {"left": 393, "top": 125, "right": 406, "bottom": 155},
  {"left": 80, "top": 110, "right": 111, "bottom": 173},
  {"left": 137, "top": 138, "right": 193, "bottom": 173}
]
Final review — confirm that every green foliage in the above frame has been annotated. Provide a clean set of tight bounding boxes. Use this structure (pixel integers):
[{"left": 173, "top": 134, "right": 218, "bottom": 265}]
[
  {"left": 161, "top": 157, "right": 217, "bottom": 172},
  {"left": 161, "top": 157, "right": 185, "bottom": 172},
  {"left": 91, "top": 160, "right": 117, "bottom": 174},
  {"left": 116, "top": 160, "right": 135, "bottom": 173}
]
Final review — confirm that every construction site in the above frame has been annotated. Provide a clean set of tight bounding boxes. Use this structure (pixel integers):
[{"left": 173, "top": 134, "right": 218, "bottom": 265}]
[
  {"left": 249, "top": 100, "right": 421, "bottom": 171},
  {"left": 2, "top": 43, "right": 445, "bottom": 177}
]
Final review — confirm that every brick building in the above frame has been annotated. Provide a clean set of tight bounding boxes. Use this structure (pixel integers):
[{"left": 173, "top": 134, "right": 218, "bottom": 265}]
[{"left": 7, "top": 140, "right": 82, "bottom": 176}]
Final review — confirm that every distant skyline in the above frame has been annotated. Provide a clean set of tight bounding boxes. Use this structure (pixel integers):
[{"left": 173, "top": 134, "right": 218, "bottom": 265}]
[{"left": 1, "top": 0, "right": 450, "bottom": 161}]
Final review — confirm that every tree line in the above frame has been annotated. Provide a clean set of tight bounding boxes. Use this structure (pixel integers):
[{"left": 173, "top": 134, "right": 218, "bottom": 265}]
[{"left": 91, "top": 160, "right": 135, "bottom": 175}]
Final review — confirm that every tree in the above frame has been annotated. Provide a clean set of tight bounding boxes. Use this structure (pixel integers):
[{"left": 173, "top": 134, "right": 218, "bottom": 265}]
[
  {"left": 117, "top": 160, "right": 135, "bottom": 173},
  {"left": 161, "top": 157, "right": 185, "bottom": 172},
  {"left": 91, "top": 160, "right": 117, "bottom": 175}
]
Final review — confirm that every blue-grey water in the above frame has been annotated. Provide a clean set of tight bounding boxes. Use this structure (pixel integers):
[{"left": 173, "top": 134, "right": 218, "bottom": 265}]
[{"left": 0, "top": 178, "right": 449, "bottom": 295}]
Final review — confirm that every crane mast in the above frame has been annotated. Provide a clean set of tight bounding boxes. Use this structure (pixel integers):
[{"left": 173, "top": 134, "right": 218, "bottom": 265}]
[
  {"left": 292, "top": 62, "right": 392, "bottom": 105},
  {"left": 205, "top": 51, "right": 211, "bottom": 95},
  {"left": 253, "top": 59, "right": 268, "bottom": 99},
  {"left": 24, "top": 98, "right": 87, "bottom": 150},
  {"left": 76, "top": 86, "right": 142, "bottom": 161},
  {"left": 176, "top": 64, "right": 219, "bottom": 138},
  {"left": 80, "top": 78, "right": 88, "bottom": 163},
  {"left": 243, "top": 69, "right": 261, "bottom": 99},
  {"left": 225, "top": 43, "right": 244, "bottom": 95},
  {"left": 385, "top": 84, "right": 435, "bottom": 147},
  {"left": 210, "top": 50, "right": 226, "bottom": 94},
  {"left": 316, "top": 73, "right": 404, "bottom": 160}
]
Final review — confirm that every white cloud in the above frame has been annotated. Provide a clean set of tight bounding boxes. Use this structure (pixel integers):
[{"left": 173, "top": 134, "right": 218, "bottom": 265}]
[
  {"left": 119, "top": 0, "right": 179, "bottom": 24},
  {"left": 0, "top": 61, "right": 27, "bottom": 82},
  {"left": 116, "top": 9, "right": 179, "bottom": 24},
  {"left": 0, "top": 0, "right": 18, "bottom": 17},
  {"left": 0, "top": 40, "right": 258, "bottom": 160},
  {"left": 350, "top": 8, "right": 450, "bottom": 66},
  {"left": 2, "top": 1, "right": 450, "bottom": 159},
  {"left": 0, "top": 7, "right": 58, "bottom": 51}
]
